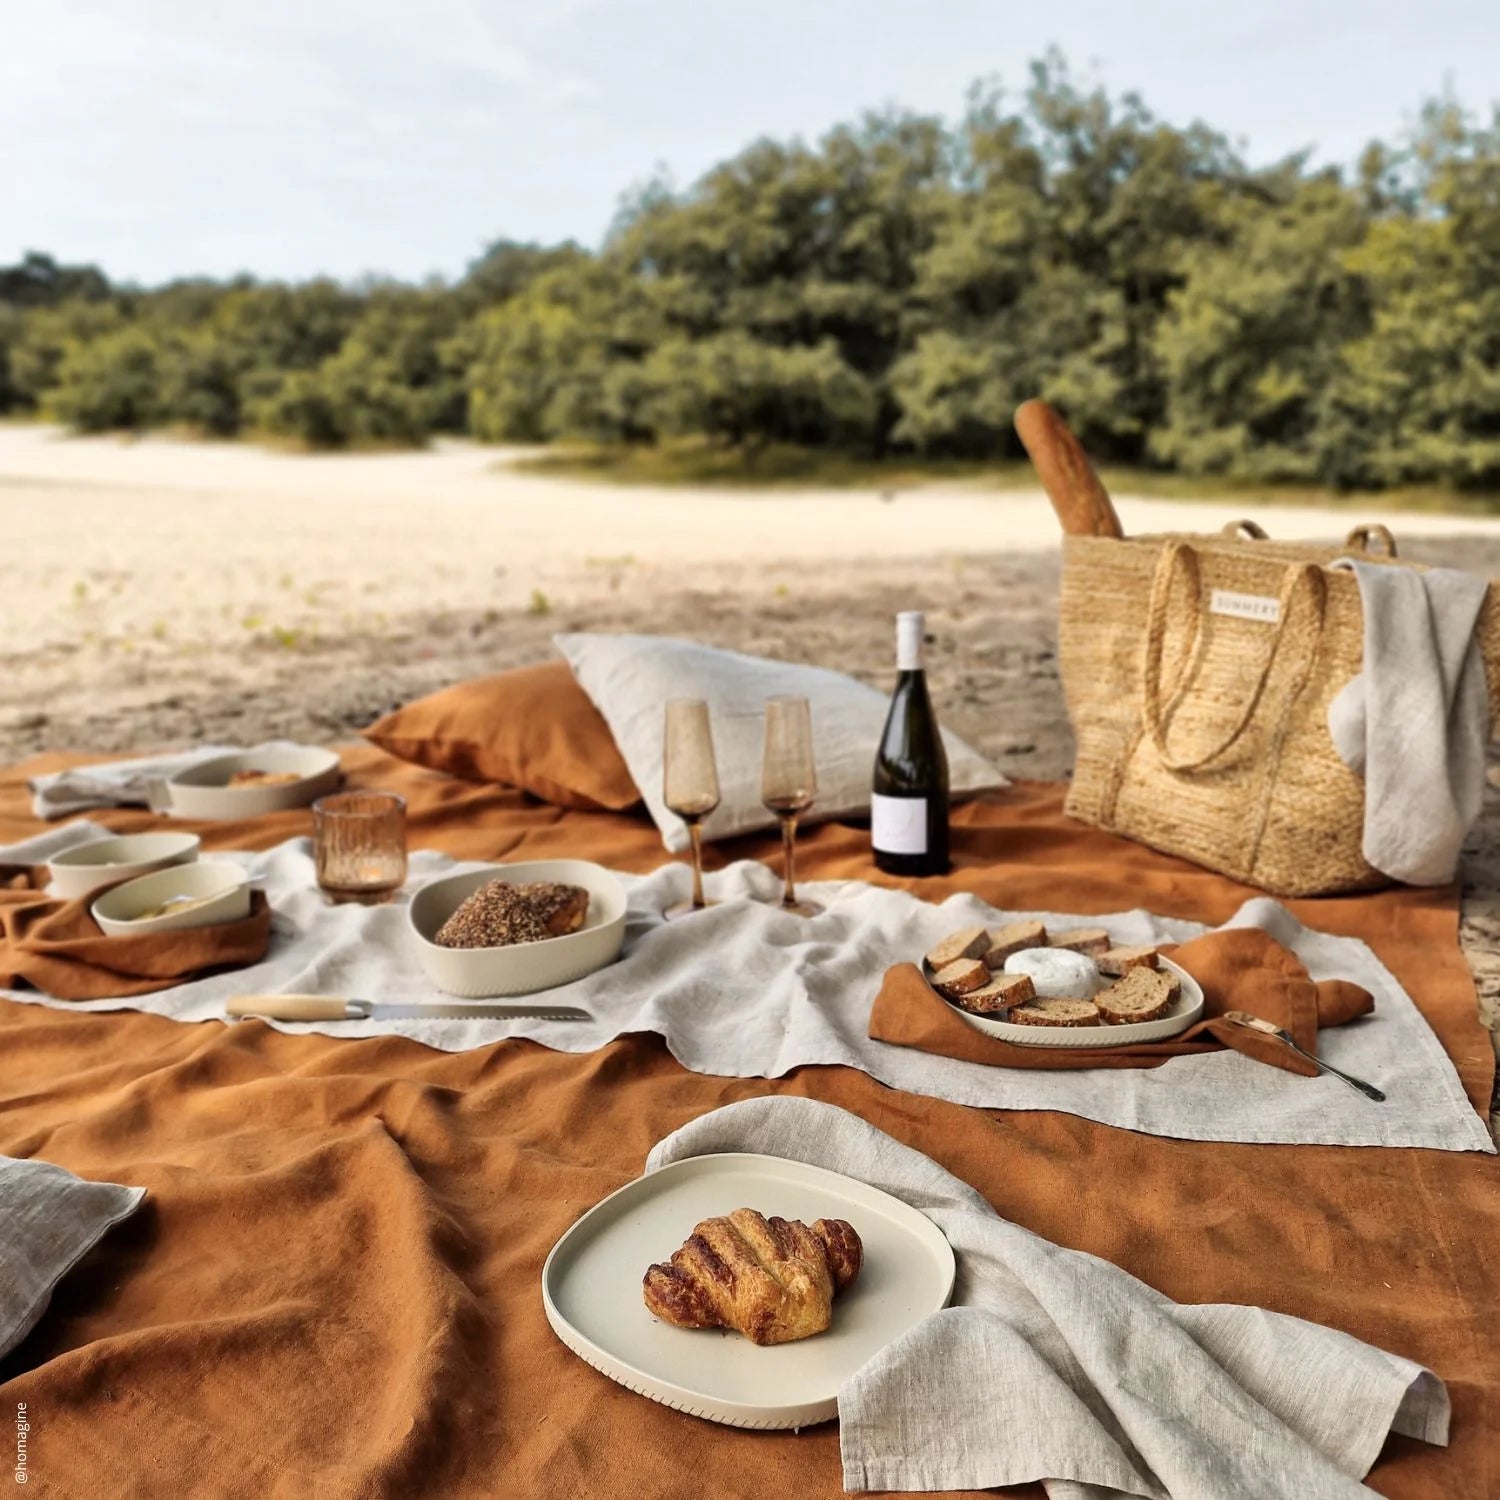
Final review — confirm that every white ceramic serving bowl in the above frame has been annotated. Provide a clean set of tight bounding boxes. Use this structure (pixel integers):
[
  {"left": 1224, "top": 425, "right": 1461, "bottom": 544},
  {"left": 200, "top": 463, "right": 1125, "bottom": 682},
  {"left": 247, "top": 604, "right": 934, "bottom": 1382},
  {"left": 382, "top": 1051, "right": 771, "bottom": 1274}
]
[
  {"left": 91, "top": 861, "right": 253, "bottom": 937},
  {"left": 408, "top": 859, "right": 628, "bottom": 998},
  {"left": 162, "top": 746, "right": 342, "bottom": 820},
  {"left": 47, "top": 832, "right": 201, "bottom": 900}
]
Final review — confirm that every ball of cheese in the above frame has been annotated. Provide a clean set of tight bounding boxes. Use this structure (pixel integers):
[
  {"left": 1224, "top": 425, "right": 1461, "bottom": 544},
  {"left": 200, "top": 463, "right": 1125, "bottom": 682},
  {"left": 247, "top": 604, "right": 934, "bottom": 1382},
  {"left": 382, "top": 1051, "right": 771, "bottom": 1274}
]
[{"left": 1003, "top": 947, "right": 1100, "bottom": 1000}]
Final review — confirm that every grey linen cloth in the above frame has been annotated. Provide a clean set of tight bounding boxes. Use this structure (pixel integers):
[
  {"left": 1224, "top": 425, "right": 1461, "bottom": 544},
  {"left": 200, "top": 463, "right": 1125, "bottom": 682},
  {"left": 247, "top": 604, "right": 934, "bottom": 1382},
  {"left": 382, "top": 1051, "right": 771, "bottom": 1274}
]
[
  {"left": 0, "top": 829, "right": 1490, "bottom": 1153},
  {"left": 0, "top": 1155, "right": 145, "bottom": 1358},
  {"left": 648, "top": 1097, "right": 1449, "bottom": 1498},
  {"left": 1328, "top": 560, "right": 1490, "bottom": 884},
  {"left": 26, "top": 741, "right": 307, "bottom": 819}
]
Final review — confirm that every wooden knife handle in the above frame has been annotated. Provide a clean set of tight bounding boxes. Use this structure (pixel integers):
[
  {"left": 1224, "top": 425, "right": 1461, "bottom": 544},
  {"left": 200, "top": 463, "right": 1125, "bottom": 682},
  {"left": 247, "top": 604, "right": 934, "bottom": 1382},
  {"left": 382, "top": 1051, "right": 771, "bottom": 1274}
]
[
  {"left": 227, "top": 995, "right": 352, "bottom": 1021},
  {"left": 1014, "top": 399, "right": 1125, "bottom": 539}
]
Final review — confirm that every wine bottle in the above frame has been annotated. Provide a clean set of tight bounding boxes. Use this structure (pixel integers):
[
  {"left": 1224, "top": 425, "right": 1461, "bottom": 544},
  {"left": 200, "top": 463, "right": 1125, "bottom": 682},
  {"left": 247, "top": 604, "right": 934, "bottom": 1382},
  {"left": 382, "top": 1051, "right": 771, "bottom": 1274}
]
[{"left": 871, "top": 611, "right": 950, "bottom": 876}]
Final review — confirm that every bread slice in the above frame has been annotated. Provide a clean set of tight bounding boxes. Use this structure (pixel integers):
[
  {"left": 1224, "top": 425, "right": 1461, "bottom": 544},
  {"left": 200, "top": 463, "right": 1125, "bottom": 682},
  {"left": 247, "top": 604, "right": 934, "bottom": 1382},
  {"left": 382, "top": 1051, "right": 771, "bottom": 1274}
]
[
  {"left": 1094, "top": 968, "right": 1176, "bottom": 1024},
  {"left": 1097, "top": 945, "right": 1160, "bottom": 977},
  {"left": 931, "top": 957, "right": 990, "bottom": 998},
  {"left": 925, "top": 926, "right": 990, "bottom": 971},
  {"left": 950, "top": 972, "right": 1035, "bottom": 1015},
  {"left": 1048, "top": 927, "right": 1111, "bottom": 957},
  {"left": 1007, "top": 996, "right": 1102, "bottom": 1028},
  {"left": 982, "top": 920, "right": 1048, "bottom": 969}
]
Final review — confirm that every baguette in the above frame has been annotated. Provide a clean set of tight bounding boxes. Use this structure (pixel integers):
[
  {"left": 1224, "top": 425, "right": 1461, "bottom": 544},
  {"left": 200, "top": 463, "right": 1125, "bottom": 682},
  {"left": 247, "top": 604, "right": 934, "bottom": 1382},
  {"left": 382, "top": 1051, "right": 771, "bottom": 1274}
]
[
  {"left": 1094, "top": 968, "right": 1176, "bottom": 1024},
  {"left": 949, "top": 972, "right": 1035, "bottom": 1015},
  {"left": 1007, "top": 996, "right": 1102, "bottom": 1028},
  {"left": 1097, "top": 945, "right": 1160, "bottom": 977},
  {"left": 931, "top": 957, "right": 990, "bottom": 998},
  {"left": 925, "top": 926, "right": 990, "bottom": 971},
  {"left": 1048, "top": 927, "right": 1111, "bottom": 957},
  {"left": 982, "top": 920, "right": 1048, "bottom": 969}
]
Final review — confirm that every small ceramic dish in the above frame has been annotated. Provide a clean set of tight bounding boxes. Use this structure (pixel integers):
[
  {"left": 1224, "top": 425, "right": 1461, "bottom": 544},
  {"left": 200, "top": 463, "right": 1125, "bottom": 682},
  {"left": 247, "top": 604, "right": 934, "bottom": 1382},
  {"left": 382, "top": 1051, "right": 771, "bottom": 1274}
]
[
  {"left": 161, "top": 746, "right": 341, "bottom": 820},
  {"left": 47, "top": 832, "right": 201, "bottom": 900},
  {"left": 408, "top": 859, "right": 628, "bottom": 998},
  {"left": 92, "top": 861, "right": 252, "bottom": 937}
]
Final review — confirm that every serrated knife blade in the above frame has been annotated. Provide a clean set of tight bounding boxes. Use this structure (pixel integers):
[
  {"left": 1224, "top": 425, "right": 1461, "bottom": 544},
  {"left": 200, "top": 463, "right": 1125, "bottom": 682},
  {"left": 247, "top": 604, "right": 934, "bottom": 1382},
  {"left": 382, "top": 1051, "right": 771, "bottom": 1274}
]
[{"left": 226, "top": 994, "right": 589, "bottom": 1023}]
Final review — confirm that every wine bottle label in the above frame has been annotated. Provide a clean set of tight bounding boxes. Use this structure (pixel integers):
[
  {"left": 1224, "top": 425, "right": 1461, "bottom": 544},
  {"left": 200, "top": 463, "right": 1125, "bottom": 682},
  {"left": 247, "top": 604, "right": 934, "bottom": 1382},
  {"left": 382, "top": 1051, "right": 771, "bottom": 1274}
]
[
  {"left": 896, "top": 611, "right": 925, "bottom": 672},
  {"left": 871, "top": 793, "right": 928, "bottom": 854}
]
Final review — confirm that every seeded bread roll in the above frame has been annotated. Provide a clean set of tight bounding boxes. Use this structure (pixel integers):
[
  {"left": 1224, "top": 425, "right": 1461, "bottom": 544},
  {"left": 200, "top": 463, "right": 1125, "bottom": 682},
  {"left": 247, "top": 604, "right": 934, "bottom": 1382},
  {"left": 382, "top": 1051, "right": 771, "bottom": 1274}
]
[
  {"left": 1048, "top": 927, "right": 1111, "bottom": 956},
  {"left": 1094, "top": 968, "right": 1176, "bottom": 1024},
  {"left": 1097, "top": 945, "right": 1160, "bottom": 977},
  {"left": 435, "top": 881, "right": 553, "bottom": 948},
  {"left": 931, "top": 957, "right": 990, "bottom": 997},
  {"left": 982, "top": 920, "right": 1048, "bottom": 969},
  {"left": 515, "top": 881, "right": 589, "bottom": 936},
  {"left": 1007, "top": 996, "right": 1102, "bottom": 1028},
  {"left": 950, "top": 972, "right": 1035, "bottom": 1015},
  {"left": 925, "top": 927, "right": 990, "bottom": 971}
]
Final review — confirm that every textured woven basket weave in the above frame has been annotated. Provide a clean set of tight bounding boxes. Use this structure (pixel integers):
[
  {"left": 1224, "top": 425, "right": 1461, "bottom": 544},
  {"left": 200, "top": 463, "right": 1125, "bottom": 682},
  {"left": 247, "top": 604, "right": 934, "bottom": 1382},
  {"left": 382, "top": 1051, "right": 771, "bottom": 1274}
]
[{"left": 1061, "top": 521, "right": 1500, "bottom": 896}]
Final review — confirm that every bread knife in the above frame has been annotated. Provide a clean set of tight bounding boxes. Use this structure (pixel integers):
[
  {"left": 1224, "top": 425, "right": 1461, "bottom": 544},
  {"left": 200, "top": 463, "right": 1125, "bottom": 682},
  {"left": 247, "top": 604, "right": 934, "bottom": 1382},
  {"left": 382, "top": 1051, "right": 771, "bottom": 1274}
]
[{"left": 226, "top": 994, "right": 589, "bottom": 1022}]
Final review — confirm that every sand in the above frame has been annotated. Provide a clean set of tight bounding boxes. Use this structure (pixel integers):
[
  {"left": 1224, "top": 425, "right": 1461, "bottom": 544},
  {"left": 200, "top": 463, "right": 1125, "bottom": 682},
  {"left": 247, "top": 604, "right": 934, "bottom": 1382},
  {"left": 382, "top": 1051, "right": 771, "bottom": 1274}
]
[{"left": 2, "top": 422, "right": 1497, "bottom": 1122}]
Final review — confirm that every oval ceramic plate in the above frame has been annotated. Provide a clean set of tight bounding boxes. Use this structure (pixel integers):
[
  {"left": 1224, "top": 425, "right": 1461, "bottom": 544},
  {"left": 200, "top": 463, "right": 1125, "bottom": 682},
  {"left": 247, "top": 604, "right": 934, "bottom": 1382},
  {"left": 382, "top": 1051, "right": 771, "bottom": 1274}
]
[
  {"left": 943, "top": 955, "right": 1204, "bottom": 1048},
  {"left": 162, "top": 746, "right": 341, "bottom": 820},
  {"left": 542, "top": 1153, "right": 956, "bottom": 1430}
]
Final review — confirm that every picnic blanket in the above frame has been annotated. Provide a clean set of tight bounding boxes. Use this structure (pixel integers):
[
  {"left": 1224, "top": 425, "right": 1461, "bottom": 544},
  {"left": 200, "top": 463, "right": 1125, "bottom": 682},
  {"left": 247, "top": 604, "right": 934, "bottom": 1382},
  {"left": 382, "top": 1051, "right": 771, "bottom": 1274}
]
[{"left": 0, "top": 744, "right": 1495, "bottom": 1498}]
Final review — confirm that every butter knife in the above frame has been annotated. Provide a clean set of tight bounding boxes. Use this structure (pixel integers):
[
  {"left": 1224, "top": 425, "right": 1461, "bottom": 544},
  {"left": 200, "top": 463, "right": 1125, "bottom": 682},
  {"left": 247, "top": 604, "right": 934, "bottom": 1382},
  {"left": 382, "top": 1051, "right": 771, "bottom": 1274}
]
[
  {"left": 227, "top": 994, "right": 590, "bottom": 1022},
  {"left": 1223, "top": 1009, "right": 1385, "bottom": 1100}
]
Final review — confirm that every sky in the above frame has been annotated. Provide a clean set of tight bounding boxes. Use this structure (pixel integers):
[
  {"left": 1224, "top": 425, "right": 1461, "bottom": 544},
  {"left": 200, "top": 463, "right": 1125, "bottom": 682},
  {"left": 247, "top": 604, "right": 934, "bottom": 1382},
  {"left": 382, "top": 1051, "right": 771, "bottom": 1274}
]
[{"left": 3, "top": 0, "right": 1497, "bottom": 287}]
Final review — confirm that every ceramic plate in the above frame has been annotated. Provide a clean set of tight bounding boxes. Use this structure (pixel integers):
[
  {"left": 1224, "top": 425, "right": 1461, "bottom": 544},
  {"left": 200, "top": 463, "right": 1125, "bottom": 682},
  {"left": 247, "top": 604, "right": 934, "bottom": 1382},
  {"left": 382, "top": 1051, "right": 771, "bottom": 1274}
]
[
  {"left": 943, "top": 954, "right": 1204, "bottom": 1047},
  {"left": 161, "top": 746, "right": 341, "bottom": 820},
  {"left": 542, "top": 1152, "right": 956, "bottom": 1429}
]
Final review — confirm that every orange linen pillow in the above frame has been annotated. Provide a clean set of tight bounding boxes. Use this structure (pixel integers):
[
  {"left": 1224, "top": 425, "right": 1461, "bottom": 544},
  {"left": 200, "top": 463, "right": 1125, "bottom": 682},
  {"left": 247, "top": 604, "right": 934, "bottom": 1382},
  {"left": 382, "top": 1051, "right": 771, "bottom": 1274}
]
[{"left": 362, "top": 659, "right": 641, "bottom": 812}]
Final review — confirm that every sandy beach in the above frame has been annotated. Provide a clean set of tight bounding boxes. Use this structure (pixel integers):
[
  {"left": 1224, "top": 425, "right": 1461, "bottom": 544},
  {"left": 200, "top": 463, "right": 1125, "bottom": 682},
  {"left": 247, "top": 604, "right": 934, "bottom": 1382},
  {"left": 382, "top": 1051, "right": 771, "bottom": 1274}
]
[{"left": 5, "top": 421, "right": 1499, "bottom": 1116}]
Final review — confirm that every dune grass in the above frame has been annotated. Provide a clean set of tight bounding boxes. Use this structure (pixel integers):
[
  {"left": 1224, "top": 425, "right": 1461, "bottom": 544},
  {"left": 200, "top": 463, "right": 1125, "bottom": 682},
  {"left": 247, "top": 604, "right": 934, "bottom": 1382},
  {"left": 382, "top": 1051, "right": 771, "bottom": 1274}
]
[{"left": 512, "top": 440, "right": 1500, "bottom": 515}]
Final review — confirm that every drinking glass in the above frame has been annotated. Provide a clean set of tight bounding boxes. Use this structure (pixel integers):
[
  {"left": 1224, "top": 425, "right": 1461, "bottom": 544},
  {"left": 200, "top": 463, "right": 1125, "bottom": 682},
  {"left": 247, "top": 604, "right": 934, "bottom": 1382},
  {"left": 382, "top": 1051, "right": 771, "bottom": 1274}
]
[
  {"left": 663, "top": 699, "right": 721, "bottom": 919},
  {"left": 761, "top": 695, "right": 822, "bottom": 917},
  {"left": 313, "top": 791, "right": 407, "bottom": 904}
]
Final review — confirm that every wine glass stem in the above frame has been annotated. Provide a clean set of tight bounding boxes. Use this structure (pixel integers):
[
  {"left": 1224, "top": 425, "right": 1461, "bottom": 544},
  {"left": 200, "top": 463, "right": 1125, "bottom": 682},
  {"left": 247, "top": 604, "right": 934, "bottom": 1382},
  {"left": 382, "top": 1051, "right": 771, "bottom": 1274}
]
[
  {"left": 688, "top": 821, "right": 707, "bottom": 909},
  {"left": 780, "top": 813, "right": 799, "bottom": 908}
]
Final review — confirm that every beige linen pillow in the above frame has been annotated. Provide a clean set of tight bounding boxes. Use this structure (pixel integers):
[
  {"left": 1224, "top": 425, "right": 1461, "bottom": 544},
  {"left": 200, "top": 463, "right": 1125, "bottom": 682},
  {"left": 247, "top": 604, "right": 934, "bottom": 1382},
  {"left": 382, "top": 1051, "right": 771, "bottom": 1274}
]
[{"left": 554, "top": 632, "right": 1005, "bottom": 851}]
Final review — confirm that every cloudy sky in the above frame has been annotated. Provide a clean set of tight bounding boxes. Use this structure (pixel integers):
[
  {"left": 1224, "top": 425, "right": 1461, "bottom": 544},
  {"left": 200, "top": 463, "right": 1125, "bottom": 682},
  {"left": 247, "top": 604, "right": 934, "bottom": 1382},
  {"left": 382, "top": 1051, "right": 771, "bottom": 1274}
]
[{"left": 3, "top": 0, "right": 1496, "bottom": 285}]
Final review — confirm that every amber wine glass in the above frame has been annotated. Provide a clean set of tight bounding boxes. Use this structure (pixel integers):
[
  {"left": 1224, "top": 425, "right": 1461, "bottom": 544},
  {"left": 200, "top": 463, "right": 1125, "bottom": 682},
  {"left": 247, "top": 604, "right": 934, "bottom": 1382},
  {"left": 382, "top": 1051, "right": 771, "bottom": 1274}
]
[
  {"left": 761, "top": 695, "right": 822, "bottom": 918},
  {"left": 663, "top": 699, "right": 721, "bottom": 919}
]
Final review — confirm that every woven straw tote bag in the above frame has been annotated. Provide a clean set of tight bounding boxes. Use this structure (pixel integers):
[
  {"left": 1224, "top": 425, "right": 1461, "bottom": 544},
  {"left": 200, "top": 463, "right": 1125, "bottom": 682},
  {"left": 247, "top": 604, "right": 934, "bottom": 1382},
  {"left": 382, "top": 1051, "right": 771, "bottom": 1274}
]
[{"left": 1059, "top": 519, "right": 1500, "bottom": 896}]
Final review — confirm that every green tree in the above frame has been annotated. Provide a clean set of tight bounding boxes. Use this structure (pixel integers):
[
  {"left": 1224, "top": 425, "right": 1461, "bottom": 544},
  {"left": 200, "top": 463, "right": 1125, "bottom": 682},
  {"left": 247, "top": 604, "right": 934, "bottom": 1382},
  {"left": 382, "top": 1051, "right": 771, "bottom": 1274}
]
[{"left": 46, "top": 326, "right": 165, "bottom": 431}]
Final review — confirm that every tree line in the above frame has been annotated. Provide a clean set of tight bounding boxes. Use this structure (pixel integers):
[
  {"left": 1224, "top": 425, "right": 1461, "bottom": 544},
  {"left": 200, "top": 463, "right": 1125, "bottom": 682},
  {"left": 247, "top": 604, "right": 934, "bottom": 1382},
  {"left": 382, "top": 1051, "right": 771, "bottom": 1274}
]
[{"left": 3, "top": 55, "right": 1498, "bottom": 489}]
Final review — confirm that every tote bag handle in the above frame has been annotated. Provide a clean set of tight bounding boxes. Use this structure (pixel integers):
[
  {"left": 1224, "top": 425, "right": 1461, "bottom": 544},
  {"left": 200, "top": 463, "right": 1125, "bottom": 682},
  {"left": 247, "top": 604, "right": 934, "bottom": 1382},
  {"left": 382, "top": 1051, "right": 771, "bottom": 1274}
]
[{"left": 1141, "top": 541, "right": 1327, "bottom": 773}]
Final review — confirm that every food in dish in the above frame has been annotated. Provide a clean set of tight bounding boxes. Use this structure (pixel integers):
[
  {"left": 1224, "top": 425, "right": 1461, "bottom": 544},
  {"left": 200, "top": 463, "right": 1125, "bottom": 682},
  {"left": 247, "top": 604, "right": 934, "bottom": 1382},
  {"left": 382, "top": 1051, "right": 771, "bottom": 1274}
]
[
  {"left": 1094, "top": 967, "right": 1177, "bottom": 1024},
  {"left": 642, "top": 1208, "right": 863, "bottom": 1346},
  {"left": 1048, "top": 927, "right": 1111, "bottom": 956},
  {"left": 1008, "top": 996, "right": 1104, "bottom": 1027},
  {"left": 982, "top": 920, "right": 1048, "bottom": 968},
  {"left": 924, "top": 925, "right": 1178, "bottom": 1026},
  {"left": 434, "top": 879, "right": 590, "bottom": 949},
  {"left": 950, "top": 972, "right": 1034, "bottom": 1015},
  {"left": 131, "top": 893, "right": 220, "bottom": 922},
  {"left": 1003, "top": 947, "right": 1100, "bottom": 1000},
  {"left": 930, "top": 957, "right": 990, "bottom": 998},
  {"left": 225, "top": 770, "right": 303, "bottom": 789},
  {"left": 924, "top": 926, "right": 989, "bottom": 970}
]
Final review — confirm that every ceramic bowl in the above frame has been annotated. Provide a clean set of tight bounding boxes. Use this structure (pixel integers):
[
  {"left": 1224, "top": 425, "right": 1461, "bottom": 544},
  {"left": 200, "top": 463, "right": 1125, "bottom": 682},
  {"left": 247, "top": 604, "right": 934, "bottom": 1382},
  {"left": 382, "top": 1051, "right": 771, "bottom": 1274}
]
[
  {"left": 47, "top": 832, "right": 201, "bottom": 900},
  {"left": 408, "top": 859, "right": 628, "bottom": 998},
  {"left": 162, "top": 746, "right": 341, "bottom": 820},
  {"left": 92, "top": 861, "right": 253, "bottom": 937}
]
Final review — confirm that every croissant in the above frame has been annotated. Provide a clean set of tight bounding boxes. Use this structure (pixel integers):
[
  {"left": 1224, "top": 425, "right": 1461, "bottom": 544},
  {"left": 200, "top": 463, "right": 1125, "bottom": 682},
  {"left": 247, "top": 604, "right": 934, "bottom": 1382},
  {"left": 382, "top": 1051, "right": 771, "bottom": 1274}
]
[{"left": 642, "top": 1207, "right": 863, "bottom": 1346}]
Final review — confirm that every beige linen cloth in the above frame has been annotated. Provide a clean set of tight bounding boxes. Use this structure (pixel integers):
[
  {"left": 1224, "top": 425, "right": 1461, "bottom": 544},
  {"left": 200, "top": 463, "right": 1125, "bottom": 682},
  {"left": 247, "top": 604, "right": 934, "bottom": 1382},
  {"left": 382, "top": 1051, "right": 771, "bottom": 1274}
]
[
  {"left": 1328, "top": 561, "right": 1490, "bottom": 885},
  {"left": 649, "top": 1097, "right": 1448, "bottom": 1499}
]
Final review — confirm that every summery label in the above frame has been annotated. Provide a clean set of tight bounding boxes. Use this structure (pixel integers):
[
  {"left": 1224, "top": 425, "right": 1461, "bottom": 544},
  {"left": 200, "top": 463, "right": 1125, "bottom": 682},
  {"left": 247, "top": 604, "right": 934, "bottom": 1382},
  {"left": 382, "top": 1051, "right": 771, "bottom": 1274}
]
[
  {"left": 1209, "top": 588, "right": 1281, "bottom": 623},
  {"left": 871, "top": 793, "right": 928, "bottom": 855}
]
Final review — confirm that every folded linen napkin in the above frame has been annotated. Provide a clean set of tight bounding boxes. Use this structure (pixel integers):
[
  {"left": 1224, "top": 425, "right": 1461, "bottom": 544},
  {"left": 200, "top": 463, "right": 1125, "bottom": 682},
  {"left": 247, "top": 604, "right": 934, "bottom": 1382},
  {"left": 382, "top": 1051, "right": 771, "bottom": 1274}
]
[
  {"left": 26, "top": 742, "right": 308, "bottom": 820},
  {"left": 649, "top": 1098, "right": 1447, "bottom": 1498},
  {"left": 869, "top": 927, "right": 1373, "bottom": 1076},
  {"left": 0, "top": 881, "right": 272, "bottom": 1000},
  {"left": 1327, "top": 560, "right": 1490, "bottom": 885}
]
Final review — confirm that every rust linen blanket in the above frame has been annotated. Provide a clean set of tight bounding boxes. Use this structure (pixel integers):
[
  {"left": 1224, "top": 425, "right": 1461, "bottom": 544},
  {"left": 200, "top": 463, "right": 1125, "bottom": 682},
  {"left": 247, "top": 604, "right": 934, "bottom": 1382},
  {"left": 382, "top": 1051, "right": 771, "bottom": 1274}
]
[{"left": 0, "top": 746, "right": 1496, "bottom": 1498}]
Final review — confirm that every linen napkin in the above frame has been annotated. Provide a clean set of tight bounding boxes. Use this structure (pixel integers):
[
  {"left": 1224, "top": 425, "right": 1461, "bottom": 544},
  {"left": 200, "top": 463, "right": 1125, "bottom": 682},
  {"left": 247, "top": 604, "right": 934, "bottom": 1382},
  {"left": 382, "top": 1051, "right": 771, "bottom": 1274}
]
[
  {"left": 26, "top": 745, "right": 236, "bottom": 819},
  {"left": 868, "top": 927, "right": 1372, "bottom": 1076},
  {"left": 1327, "top": 560, "right": 1490, "bottom": 885},
  {"left": 648, "top": 1098, "right": 1448, "bottom": 1498},
  {"left": 0, "top": 882, "right": 272, "bottom": 1000}
]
